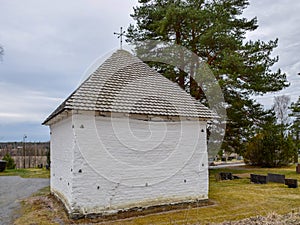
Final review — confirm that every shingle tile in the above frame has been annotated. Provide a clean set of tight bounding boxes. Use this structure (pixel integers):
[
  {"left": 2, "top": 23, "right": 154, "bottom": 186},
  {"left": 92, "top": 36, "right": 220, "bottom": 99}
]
[{"left": 43, "top": 50, "right": 216, "bottom": 124}]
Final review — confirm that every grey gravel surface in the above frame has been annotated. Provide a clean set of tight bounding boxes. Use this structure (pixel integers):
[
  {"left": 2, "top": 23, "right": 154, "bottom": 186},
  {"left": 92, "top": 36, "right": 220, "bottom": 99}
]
[{"left": 0, "top": 176, "right": 49, "bottom": 225}]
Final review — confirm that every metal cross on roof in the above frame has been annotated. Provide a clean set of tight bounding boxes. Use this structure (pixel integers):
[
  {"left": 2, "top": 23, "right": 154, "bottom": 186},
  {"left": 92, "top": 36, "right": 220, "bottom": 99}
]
[{"left": 114, "top": 27, "right": 125, "bottom": 49}]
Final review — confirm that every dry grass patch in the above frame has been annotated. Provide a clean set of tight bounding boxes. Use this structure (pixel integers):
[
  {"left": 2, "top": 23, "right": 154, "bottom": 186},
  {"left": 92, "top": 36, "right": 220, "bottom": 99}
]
[
  {"left": 212, "top": 210, "right": 300, "bottom": 225},
  {"left": 14, "top": 187, "right": 69, "bottom": 225},
  {"left": 15, "top": 195, "right": 68, "bottom": 225}
]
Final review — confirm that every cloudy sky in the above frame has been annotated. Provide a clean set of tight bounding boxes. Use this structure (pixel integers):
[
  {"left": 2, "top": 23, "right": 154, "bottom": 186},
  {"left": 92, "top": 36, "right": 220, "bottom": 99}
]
[{"left": 0, "top": 0, "right": 299, "bottom": 142}]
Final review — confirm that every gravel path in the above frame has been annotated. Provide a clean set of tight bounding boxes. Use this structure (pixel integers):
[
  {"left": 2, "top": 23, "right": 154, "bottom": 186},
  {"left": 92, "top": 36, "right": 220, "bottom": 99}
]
[{"left": 0, "top": 176, "right": 49, "bottom": 225}]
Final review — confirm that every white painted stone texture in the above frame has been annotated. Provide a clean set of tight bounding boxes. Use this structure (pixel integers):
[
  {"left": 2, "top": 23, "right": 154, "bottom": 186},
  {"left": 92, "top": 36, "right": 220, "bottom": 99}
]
[{"left": 50, "top": 112, "right": 208, "bottom": 217}]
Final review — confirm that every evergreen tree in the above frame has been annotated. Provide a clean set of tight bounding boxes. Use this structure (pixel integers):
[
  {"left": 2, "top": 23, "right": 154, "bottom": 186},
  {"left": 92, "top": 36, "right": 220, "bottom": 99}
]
[
  {"left": 290, "top": 96, "right": 300, "bottom": 151},
  {"left": 2, "top": 153, "right": 16, "bottom": 169},
  {"left": 127, "top": 0, "right": 289, "bottom": 154},
  {"left": 244, "top": 115, "right": 297, "bottom": 167}
]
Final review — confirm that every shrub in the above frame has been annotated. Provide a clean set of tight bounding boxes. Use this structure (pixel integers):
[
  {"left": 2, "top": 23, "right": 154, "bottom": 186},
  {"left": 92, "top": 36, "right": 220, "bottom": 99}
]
[
  {"left": 2, "top": 153, "right": 16, "bottom": 169},
  {"left": 244, "top": 124, "right": 297, "bottom": 167}
]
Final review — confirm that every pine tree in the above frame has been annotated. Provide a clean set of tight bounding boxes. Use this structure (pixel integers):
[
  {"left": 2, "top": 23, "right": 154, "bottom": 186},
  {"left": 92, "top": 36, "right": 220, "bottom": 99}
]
[
  {"left": 290, "top": 96, "right": 300, "bottom": 151},
  {"left": 127, "top": 0, "right": 289, "bottom": 154}
]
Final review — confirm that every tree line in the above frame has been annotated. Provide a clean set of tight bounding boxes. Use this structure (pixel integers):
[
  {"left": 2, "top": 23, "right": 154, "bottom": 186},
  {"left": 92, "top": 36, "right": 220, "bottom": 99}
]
[{"left": 0, "top": 142, "right": 50, "bottom": 169}]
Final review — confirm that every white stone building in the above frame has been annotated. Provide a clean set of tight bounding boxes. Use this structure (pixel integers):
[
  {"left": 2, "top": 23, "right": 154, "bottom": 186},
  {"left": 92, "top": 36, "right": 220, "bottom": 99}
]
[{"left": 43, "top": 50, "right": 214, "bottom": 218}]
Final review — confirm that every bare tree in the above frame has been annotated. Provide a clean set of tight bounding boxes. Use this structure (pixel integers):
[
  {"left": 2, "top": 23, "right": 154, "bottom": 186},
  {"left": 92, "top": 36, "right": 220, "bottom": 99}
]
[{"left": 273, "top": 95, "right": 291, "bottom": 125}]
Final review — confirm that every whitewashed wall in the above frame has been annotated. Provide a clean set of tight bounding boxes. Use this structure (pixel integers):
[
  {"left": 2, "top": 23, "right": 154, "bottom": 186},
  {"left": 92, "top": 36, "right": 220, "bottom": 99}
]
[
  {"left": 50, "top": 112, "right": 208, "bottom": 217},
  {"left": 50, "top": 117, "right": 74, "bottom": 212}
]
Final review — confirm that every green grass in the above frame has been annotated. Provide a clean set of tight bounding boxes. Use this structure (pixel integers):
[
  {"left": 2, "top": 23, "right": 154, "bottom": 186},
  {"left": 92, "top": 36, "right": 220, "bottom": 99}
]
[
  {"left": 0, "top": 168, "right": 50, "bottom": 178},
  {"left": 205, "top": 165, "right": 300, "bottom": 223},
  {"left": 14, "top": 165, "right": 300, "bottom": 224},
  {"left": 109, "top": 165, "right": 300, "bottom": 224}
]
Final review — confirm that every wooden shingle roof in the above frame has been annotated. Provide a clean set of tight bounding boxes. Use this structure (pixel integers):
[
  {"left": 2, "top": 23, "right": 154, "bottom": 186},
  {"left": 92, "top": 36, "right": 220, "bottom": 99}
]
[{"left": 43, "top": 50, "right": 215, "bottom": 125}]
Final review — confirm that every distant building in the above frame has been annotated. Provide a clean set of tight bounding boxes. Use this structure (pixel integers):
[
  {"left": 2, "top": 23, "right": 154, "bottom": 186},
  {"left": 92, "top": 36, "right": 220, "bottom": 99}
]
[{"left": 43, "top": 50, "right": 214, "bottom": 218}]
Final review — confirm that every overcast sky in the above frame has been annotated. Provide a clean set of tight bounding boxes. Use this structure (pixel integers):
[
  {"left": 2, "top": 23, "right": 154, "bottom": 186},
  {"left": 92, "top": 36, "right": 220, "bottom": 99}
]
[{"left": 0, "top": 0, "right": 299, "bottom": 142}]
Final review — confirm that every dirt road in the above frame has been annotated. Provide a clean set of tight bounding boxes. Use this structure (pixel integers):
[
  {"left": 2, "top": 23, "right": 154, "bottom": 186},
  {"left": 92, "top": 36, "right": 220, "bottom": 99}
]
[{"left": 0, "top": 176, "right": 49, "bottom": 225}]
